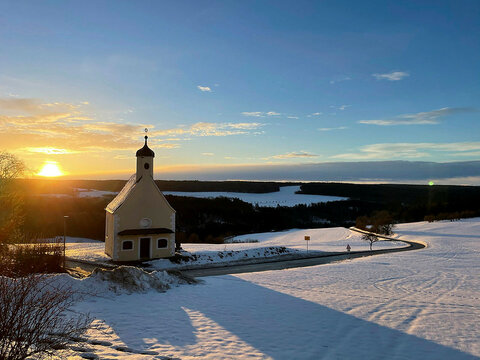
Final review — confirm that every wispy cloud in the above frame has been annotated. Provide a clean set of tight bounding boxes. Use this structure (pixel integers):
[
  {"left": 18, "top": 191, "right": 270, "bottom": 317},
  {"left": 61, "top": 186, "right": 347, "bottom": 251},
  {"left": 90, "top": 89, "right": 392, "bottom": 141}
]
[
  {"left": 307, "top": 112, "right": 322, "bottom": 118},
  {"left": 332, "top": 141, "right": 480, "bottom": 160},
  {"left": 358, "top": 107, "right": 474, "bottom": 126},
  {"left": 197, "top": 85, "right": 212, "bottom": 92},
  {"left": 372, "top": 71, "right": 409, "bottom": 81},
  {"left": 330, "top": 105, "right": 350, "bottom": 111},
  {"left": 329, "top": 76, "right": 351, "bottom": 85},
  {"left": 241, "top": 112, "right": 264, "bottom": 117},
  {"left": 0, "top": 97, "right": 263, "bottom": 157},
  {"left": 268, "top": 151, "right": 318, "bottom": 160},
  {"left": 21, "top": 147, "right": 79, "bottom": 155},
  {"left": 202, "top": 152, "right": 214, "bottom": 156},
  {"left": 152, "top": 122, "right": 264, "bottom": 137},
  {"left": 241, "top": 111, "right": 281, "bottom": 117},
  {"left": 318, "top": 126, "right": 347, "bottom": 131},
  {"left": 287, "top": 116, "right": 299, "bottom": 119}
]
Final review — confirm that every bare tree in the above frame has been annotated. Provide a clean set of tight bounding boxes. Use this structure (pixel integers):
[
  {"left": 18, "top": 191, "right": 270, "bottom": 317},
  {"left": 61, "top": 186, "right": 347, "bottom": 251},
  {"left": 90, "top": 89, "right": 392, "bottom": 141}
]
[
  {"left": 0, "top": 274, "right": 90, "bottom": 360},
  {"left": 356, "top": 211, "right": 395, "bottom": 236},
  {"left": 0, "top": 152, "right": 26, "bottom": 243},
  {"left": 362, "top": 233, "right": 379, "bottom": 251}
]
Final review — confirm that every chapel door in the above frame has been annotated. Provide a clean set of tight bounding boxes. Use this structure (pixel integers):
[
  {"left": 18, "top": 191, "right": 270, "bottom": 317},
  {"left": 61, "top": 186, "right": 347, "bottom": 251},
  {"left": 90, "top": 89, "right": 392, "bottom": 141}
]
[{"left": 139, "top": 237, "right": 150, "bottom": 259}]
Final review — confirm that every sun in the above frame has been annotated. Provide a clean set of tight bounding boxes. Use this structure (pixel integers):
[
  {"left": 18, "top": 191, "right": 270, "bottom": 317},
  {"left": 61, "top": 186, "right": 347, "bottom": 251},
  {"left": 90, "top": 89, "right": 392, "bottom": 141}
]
[{"left": 37, "top": 161, "right": 64, "bottom": 177}]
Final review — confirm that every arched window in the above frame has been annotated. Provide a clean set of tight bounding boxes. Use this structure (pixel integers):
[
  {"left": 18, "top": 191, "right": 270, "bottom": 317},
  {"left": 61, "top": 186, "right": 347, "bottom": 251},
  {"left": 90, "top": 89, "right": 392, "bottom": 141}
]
[
  {"left": 157, "top": 238, "right": 168, "bottom": 249},
  {"left": 122, "top": 240, "right": 133, "bottom": 250}
]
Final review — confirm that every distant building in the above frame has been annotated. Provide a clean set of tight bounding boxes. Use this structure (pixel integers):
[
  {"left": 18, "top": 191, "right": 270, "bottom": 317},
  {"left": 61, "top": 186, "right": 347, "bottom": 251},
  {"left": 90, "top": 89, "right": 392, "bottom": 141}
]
[{"left": 105, "top": 136, "right": 175, "bottom": 261}]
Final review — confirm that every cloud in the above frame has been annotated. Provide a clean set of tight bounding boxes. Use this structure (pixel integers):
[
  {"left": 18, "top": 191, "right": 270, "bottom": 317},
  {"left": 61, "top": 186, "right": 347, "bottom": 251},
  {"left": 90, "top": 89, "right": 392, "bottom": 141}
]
[
  {"left": 152, "top": 122, "right": 264, "bottom": 137},
  {"left": 332, "top": 141, "right": 480, "bottom": 160},
  {"left": 0, "top": 97, "right": 266, "bottom": 159},
  {"left": 241, "top": 111, "right": 281, "bottom": 117},
  {"left": 202, "top": 152, "right": 214, "bottom": 156},
  {"left": 197, "top": 85, "right": 212, "bottom": 92},
  {"left": 21, "top": 147, "right": 79, "bottom": 155},
  {"left": 242, "top": 112, "right": 264, "bottom": 117},
  {"left": 358, "top": 107, "right": 474, "bottom": 126},
  {"left": 287, "top": 116, "right": 299, "bottom": 119},
  {"left": 269, "top": 151, "right": 318, "bottom": 160},
  {"left": 318, "top": 126, "right": 347, "bottom": 131},
  {"left": 330, "top": 105, "right": 350, "bottom": 111},
  {"left": 372, "top": 71, "right": 409, "bottom": 81},
  {"left": 329, "top": 76, "right": 351, "bottom": 84},
  {"left": 155, "top": 161, "right": 480, "bottom": 184}
]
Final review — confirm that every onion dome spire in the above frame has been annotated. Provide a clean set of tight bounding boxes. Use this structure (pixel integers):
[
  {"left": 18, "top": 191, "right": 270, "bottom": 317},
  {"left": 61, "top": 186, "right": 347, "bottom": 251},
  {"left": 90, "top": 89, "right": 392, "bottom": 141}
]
[{"left": 136, "top": 134, "right": 155, "bottom": 157}]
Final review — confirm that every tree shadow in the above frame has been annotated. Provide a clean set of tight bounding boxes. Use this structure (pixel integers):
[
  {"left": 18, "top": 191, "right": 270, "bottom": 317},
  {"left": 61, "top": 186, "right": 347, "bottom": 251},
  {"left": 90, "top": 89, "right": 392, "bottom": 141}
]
[{"left": 85, "top": 276, "right": 478, "bottom": 359}]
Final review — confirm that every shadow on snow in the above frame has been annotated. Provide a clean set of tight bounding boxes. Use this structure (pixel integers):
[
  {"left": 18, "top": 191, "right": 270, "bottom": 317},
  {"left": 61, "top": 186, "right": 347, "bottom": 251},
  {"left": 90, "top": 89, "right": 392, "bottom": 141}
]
[{"left": 81, "top": 275, "right": 478, "bottom": 359}]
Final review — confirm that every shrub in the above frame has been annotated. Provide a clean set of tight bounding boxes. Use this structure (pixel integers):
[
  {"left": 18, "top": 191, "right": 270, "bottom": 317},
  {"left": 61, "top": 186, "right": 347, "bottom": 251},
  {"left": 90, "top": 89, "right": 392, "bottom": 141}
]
[
  {"left": 0, "top": 239, "right": 64, "bottom": 277},
  {"left": 0, "top": 274, "right": 90, "bottom": 359}
]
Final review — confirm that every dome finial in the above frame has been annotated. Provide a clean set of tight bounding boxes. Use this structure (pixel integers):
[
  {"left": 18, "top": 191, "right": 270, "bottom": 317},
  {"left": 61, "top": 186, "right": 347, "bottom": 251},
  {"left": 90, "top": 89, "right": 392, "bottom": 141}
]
[{"left": 136, "top": 128, "right": 155, "bottom": 157}]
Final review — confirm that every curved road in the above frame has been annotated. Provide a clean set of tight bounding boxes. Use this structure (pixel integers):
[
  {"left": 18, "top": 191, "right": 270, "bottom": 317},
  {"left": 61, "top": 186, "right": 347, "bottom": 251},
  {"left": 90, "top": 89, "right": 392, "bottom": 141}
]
[
  {"left": 66, "top": 228, "right": 426, "bottom": 278},
  {"left": 184, "top": 230, "right": 425, "bottom": 277}
]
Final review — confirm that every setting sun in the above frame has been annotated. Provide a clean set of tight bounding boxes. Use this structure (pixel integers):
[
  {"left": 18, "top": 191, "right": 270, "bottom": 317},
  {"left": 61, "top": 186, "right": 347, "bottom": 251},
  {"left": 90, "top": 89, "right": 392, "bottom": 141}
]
[{"left": 37, "top": 161, "right": 64, "bottom": 177}]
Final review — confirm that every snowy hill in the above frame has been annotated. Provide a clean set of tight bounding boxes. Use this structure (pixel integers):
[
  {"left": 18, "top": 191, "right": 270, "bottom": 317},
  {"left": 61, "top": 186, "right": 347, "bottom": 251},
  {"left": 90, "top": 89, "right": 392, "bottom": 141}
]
[{"left": 61, "top": 219, "right": 480, "bottom": 359}]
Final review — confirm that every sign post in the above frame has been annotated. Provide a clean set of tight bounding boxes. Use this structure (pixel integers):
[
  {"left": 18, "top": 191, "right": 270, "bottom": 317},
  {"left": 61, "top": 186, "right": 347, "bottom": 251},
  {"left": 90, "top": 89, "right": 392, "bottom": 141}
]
[{"left": 304, "top": 235, "right": 310, "bottom": 253}]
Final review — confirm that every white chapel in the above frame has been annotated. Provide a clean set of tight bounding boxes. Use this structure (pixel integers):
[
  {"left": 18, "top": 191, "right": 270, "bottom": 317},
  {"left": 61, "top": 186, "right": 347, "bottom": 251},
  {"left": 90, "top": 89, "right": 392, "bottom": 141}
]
[{"left": 105, "top": 135, "right": 176, "bottom": 262}]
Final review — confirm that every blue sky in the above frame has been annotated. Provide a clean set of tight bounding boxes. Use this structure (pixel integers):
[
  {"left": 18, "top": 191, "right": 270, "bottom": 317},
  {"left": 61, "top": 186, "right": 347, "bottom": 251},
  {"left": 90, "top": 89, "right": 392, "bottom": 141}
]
[{"left": 0, "top": 0, "right": 479, "bottom": 179}]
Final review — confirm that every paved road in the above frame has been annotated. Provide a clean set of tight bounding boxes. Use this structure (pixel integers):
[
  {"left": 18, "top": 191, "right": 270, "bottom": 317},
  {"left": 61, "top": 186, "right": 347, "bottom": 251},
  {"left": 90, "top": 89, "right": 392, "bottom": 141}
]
[{"left": 183, "top": 237, "right": 425, "bottom": 277}]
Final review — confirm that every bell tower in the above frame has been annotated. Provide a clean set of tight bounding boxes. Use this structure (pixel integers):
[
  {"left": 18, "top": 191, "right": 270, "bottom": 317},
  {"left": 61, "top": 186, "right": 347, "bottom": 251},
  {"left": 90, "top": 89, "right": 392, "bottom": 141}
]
[{"left": 135, "top": 132, "right": 155, "bottom": 181}]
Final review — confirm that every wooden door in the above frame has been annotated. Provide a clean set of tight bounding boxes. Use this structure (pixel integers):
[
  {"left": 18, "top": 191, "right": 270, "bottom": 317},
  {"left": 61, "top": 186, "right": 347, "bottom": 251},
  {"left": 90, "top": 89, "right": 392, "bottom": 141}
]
[{"left": 139, "top": 237, "right": 150, "bottom": 259}]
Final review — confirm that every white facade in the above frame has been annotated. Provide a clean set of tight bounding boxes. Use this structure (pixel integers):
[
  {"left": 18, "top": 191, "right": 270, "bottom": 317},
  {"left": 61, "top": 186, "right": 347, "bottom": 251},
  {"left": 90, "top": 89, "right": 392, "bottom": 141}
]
[{"left": 105, "top": 136, "right": 176, "bottom": 262}]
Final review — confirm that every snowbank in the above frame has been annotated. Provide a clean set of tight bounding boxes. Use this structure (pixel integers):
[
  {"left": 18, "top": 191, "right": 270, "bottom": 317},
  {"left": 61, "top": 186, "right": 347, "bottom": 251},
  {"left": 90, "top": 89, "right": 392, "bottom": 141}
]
[{"left": 53, "top": 266, "right": 197, "bottom": 296}]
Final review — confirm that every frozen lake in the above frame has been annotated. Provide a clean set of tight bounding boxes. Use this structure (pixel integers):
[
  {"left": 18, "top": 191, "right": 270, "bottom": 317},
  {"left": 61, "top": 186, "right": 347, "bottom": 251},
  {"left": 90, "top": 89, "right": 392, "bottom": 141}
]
[{"left": 163, "top": 185, "right": 347, "bottom": 207}]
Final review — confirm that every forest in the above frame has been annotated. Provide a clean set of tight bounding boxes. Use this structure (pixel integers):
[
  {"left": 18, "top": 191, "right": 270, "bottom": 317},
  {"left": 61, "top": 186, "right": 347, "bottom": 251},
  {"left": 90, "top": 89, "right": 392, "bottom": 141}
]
[{"left": 13, "top": 180, "right": 480, "bottom": 243}]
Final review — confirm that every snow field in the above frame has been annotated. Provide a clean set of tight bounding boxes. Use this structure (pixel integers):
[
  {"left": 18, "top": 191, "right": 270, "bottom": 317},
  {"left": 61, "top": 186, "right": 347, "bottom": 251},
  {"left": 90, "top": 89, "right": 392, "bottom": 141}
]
[
  {"left": 40, "top": 185, "right": 346, "bottom": 207},
  {"left": 64, "top": 219, "right": 480, "bottom": 359},
  {"left": 163, "top": 185, "right": 347, "bottom": 207}
]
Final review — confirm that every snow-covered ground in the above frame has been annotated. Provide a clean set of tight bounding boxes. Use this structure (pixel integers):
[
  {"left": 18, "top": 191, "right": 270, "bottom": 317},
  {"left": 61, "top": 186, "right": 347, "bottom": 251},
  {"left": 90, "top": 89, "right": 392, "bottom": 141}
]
[
  {"left": 65, "top": 227, "right": 406, "bottom": 269},
  {"left": 60, "top": 219, "right": 480, "bottom": 359},
  {"left": 164, "top": 185, "right": 347, "bottom": 207},
  {"left": 36, "top": 188, "right": 118, "bottom": 198},
  {"left": 75, "top": 188, "right": 118, "bottom": 198}
]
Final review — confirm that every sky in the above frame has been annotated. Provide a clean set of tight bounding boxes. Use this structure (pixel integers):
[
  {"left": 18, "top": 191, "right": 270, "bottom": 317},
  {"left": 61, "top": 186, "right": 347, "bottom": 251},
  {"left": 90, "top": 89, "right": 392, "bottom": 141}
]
[{"left": 0, "top": 1, "right": 479, "bottom": 181}]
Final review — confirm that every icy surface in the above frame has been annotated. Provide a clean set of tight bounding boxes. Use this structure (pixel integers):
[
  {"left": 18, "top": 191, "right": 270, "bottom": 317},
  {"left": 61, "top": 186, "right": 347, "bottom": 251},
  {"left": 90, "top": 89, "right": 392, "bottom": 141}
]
[
  {"left": 64, "top": 219, "right": 480, "bottom": 359},
  {"left": 164, "top": 185, "right": 347, "bottom": 207}
]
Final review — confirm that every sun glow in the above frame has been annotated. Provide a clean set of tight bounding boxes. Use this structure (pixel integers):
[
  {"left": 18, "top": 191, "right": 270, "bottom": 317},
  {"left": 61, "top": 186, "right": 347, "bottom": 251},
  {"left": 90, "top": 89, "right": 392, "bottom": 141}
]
[{"left": 37, "top": 161, "right": 64, "bottom": 177}]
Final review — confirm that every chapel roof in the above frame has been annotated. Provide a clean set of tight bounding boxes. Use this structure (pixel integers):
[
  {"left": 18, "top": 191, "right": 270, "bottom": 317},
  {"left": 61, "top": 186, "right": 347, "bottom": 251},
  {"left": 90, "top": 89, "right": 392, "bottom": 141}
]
[{"left": 105, "top": 174, "right": 137, "bottom": 213}]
